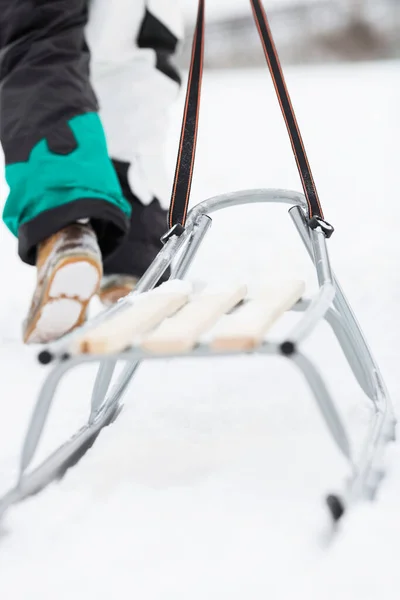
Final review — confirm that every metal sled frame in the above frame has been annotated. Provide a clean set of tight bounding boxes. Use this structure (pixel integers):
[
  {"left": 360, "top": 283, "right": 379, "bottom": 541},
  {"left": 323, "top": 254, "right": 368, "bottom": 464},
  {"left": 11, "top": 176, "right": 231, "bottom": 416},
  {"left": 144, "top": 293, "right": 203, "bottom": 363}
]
[{"left": 0, "top": 189, "right": 396, "bottom": 524}]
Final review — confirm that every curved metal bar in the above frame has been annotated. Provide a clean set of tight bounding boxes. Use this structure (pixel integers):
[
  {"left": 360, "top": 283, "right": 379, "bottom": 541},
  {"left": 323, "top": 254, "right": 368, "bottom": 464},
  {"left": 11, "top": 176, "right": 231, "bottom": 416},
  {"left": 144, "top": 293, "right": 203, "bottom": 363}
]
[
  {"left": 290, "top": 206, "right": 380, "bottom": 406},
  {"left": 105, "top": 360, "right": 141, "bottom": 407},
  {"left": 89, "top": 359, "right": 118, "bottom": 424},
  {"left": 288, "top": 285, "right": 335, "bottom": 346},
  {"left": 185, "top": 188, "right": 308, "bottom": 226},
  {"left": 292, "top": 300, "right": 374, "bottom": 400},
  {"left": 310, "top": 226, "right": 333, "bottom": 287},
  {"left": 285, "top": 228, "right": 335, "bottom": 345},
  {"left": 19, "top": 356, "right": 86, "bottom": 480},
  {"left": 332, "top": 279, "right": 396, "bottom": 423},
  {"left": 332, "top": 368, "right": 396, "bottom": 519},
  {"left": 290, "top": 352, "right": 352, "bottom": 462},
  {"left": 171, "top": 215, "right": 212, "bottom": 279},
  {"left": 133, "top": 232, "right": 189, "bottom": 294},
  {"left": 289, "top": 204, "right": 396, "bottom": 516},
  {"left": 0, "top": 360, "right": 139, "bottom": 519},
  {"left": 0, "top": 360, "right": 132, "bottom": 517}
]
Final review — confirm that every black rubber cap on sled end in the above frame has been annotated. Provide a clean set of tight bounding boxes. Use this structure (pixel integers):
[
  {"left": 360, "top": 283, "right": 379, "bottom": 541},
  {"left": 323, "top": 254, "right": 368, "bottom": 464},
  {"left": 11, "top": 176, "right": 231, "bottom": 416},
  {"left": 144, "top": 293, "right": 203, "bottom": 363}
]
[
  {"left": 326, "top": 494, "right": 345, "bottom": 522},
  {"left": 38, "top": 350, "right": 53, "bottom": 365},
  {"left": 38, "top": 350, "right": 71, "bottom": 365},
  {"left": 280, "top": 341, "right": 296, "bottom": 356}
]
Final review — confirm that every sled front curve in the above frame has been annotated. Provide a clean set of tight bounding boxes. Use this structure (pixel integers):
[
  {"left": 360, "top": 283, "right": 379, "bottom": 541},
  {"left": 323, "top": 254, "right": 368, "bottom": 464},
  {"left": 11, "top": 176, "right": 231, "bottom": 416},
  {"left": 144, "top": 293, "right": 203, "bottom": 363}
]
[{"left": 0, "top": 189, "right": 395, "bottom": 528}]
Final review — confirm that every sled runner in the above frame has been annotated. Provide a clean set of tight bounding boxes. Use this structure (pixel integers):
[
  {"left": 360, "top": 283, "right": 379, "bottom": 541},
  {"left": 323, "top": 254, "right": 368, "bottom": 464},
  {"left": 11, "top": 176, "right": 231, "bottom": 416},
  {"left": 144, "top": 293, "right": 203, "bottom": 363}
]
[{"left": 0, "top": 0, "right": 396, "bottom": 527}]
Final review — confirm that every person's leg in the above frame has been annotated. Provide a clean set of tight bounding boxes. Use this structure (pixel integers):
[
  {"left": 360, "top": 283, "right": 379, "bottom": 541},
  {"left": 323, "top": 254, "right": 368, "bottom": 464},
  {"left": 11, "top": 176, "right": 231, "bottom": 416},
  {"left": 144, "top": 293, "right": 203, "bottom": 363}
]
[
  {"left": 0, "top": 0, "right": 132, "bottom": 341},
  {"left": 86, "top": 0, "right": 183, "bottom": 304}
]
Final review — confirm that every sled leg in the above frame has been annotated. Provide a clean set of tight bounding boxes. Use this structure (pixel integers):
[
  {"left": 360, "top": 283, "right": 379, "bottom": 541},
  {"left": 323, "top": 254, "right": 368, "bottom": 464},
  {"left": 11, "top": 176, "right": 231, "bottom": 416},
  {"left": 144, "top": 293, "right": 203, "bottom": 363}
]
[
  {"left": 290, "top": 206, "right": 382, "bottom": 407},
  {"left": 18, "top": 356, "right": 83, "bottom": 478},
  {"left": 292, "top": 300, "right": 374, "bottom": 400},
  {"left": 333, "top": 279, "right": 396, "bottom": 430},
  {"left": 22, "top": 355, "right": 140, "bottom": 491},
  {"left": 0, "top": 357, "right": 141, "bottom": 518},
  {"left": 289, "top": 204, "right": 396, "bottom": 520},
  {"left": 289, "top": 351, "right": 352, "bottom": 461},
  {"left": 291, "top": 205, "right": 396, "bottom": 429},
  {"left": 89, "top": 359, "right": 117, "bottom": 423}
]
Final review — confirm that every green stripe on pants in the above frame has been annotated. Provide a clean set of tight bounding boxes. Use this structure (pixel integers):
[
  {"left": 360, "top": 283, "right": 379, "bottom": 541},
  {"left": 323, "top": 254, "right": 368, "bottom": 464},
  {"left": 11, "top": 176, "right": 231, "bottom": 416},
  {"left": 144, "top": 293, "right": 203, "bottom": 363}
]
[{"left": 2, "top": 112, "right": 131, "bottom": 237}]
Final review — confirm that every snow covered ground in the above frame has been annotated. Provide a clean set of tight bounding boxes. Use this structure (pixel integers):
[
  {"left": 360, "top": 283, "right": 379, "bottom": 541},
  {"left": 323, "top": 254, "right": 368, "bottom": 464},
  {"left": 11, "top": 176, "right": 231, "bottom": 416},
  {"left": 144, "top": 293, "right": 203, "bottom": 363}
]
[{"left": 0, "top": 60, "right": 399, "bottom": 598}]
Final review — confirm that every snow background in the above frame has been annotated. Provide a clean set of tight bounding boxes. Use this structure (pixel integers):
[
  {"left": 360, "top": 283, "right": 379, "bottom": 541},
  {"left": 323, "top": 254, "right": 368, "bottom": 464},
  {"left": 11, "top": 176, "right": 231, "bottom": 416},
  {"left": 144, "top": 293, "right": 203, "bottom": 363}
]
[
  {"left": 0, "top": 56, "right": 399, "bottom": 599},
  {"left": 180, "top": 0, "right": 323, "bottom": 22}
]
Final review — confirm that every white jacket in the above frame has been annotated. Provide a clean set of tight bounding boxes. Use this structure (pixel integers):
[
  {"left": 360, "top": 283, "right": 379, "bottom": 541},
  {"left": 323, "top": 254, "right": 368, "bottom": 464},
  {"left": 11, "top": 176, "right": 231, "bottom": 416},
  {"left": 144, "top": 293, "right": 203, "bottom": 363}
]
[{"left": 87, "top": 0, "right": 184, "bottom": 207}]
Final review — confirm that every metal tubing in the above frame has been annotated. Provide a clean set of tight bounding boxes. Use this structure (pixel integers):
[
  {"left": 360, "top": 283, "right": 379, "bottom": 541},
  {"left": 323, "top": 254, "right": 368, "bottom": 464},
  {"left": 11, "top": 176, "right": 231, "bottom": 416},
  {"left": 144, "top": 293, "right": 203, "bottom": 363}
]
[
  {"left": 89, "top": 359, "right": 117, "bottom": 423},
  {"left": 292, "top": 300, "right": 374, "bottom": 399},
  {"left": 185, "top": 188, "right": 308, "bottom": 226},
  {"left": 291, "top": 352, "right": 352, "bottom": 461},
  {"left": 171, "top": 215, "right": 212, "bottom": 279},
  {"left": 289, "top": 205, "right": 312, "bottom": 258},
  {"left": 134, "top": 232, "right": 188, "bottom": 293},
  {"left": 290, "top": 203, "right": 396, "bottom": 511},
  {"left": 290, "top": 205, "right": 378, "bottom": 403},
  {"left": 332, "top": 278, "right": 395, "bottom": 424},
  {"left": 18, "top": 355, "right": 140, "bottom": 485},
  {"left": 287, "top": 284, "right": 335, "bottom": 345},
  {"left": 310, "top": 228, "right": 333, "bottom": 288},
  {"left": 100, "top": 360, "right": 140, "bottom": 413},
  {"left": 283, "top": 219, "right": 336, "bottom": 345},
  {"left": 348, "top": 405, "right": 387, "bottom": 502},
  {"left": 0, "top": 361, "right": 137, "bottom": 519},
  {"left": 11, "top": 360, "right": 140, "bottom": 515},
  {"left": 333, "top": 287, "right": 382, "bottom": 406},
  {"left": 339, "top": 370, "right": 395, "bottom": 511},
  {"left": 18, "top": 356, "right": 84, "bottom": 480}
]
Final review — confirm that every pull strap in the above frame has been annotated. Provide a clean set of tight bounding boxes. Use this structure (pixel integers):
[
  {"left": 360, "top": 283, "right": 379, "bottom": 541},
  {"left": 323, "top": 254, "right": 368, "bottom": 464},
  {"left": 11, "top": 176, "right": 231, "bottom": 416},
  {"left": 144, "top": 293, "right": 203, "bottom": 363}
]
[
  {"left": 168, "top": 0, "right": 205, "bottom": 232},
  {"left": 249, "top": 0, "right": 333, "bottom": 236},
  {"left": 167, "top": 0, "right": 333, "bottom": 238}
]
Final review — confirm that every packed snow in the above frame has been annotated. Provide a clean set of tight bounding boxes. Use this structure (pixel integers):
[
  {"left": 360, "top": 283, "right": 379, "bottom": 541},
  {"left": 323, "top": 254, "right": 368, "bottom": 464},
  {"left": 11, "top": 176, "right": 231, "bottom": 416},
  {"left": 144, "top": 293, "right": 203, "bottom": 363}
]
[{"left": 0, "top": 59, "right": 399, "bottom": 598}]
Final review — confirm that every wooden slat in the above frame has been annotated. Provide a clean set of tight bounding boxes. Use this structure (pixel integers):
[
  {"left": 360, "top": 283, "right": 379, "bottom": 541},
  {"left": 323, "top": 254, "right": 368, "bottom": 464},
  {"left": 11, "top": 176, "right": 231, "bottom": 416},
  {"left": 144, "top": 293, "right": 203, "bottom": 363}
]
[
  {"left": 211, "top": 280, "right": 305, "bottom": 351},
  {"left": 141, "top": 284, "right": 247, "bottom": 354},
  {"left": 73, "top": 290, "right": 190, "bottom": 355}
]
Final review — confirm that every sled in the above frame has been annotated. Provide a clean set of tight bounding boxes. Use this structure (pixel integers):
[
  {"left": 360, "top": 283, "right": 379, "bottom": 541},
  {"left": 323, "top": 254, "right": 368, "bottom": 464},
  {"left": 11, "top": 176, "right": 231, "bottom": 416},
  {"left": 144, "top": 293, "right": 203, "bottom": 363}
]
[
  {"left": 0, "top": 189, "right": 395, "bottom": 525},
  {"left": 0, "top": 0, "right": 396, "bottom": 527}
]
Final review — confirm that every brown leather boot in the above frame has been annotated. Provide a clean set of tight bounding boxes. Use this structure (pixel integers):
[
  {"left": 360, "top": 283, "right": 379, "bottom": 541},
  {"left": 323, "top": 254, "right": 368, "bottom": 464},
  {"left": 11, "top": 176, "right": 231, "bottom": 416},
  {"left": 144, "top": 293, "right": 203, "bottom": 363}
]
[
  {"left": 97, "top": 275, "right": 137, "bottom": 307},
  {"left": 23, "top": 223, "right": 103, "bottom": 344}
]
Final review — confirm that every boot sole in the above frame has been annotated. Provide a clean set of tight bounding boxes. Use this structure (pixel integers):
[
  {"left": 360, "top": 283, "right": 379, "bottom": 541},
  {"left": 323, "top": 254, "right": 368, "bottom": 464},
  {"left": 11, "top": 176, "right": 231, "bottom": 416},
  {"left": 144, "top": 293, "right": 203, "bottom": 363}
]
[{"left": 24, "top": 255, "right": 102, "bottom": 344}]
